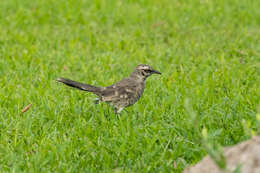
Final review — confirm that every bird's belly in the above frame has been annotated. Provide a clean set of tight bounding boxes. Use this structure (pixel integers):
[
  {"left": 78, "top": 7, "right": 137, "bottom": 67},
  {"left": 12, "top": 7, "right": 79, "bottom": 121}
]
[{"left": 127, "top": 86, "right": 145, "bottom": 106}]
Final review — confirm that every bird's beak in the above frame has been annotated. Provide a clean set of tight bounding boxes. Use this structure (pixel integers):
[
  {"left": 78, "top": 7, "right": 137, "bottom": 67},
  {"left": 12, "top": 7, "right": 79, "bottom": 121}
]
[{"left": 151, "top": 69, "right": 161, "bottom": 75}]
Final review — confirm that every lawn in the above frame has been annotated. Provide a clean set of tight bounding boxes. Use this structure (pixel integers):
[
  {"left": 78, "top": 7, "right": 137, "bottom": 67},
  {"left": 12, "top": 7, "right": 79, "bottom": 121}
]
[{"left": 0, "top": 0, "right": 259, "bottom": 172}]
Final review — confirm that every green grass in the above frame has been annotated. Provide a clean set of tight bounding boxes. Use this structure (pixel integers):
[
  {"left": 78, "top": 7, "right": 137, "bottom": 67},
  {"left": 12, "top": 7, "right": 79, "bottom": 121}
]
[{"left": 0, "top": 0, "right": 260, "bottom": 172}]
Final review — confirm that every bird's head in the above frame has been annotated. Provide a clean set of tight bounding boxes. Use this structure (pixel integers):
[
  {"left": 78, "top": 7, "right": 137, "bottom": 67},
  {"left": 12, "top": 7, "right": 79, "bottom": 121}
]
[{"left": 131, "top": 64, "right": 161, "bottom": 80}]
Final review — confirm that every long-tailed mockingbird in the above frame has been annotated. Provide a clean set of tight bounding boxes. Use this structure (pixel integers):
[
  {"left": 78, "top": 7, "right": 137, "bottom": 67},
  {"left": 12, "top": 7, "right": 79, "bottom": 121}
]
[{"left": 57, "top": 64, "right": 161, "bottom": 114}]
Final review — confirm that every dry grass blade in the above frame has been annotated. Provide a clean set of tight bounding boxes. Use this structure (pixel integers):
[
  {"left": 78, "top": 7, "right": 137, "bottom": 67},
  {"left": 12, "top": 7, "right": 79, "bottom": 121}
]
[{"left": 21, "top": 103, "right": 32, "bottom": 113}]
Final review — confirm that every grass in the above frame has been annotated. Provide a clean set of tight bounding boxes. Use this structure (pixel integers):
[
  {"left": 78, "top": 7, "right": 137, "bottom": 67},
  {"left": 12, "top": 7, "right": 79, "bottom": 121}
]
[{"left": 0, "top": 0, "right": 260, "bottom": 172}]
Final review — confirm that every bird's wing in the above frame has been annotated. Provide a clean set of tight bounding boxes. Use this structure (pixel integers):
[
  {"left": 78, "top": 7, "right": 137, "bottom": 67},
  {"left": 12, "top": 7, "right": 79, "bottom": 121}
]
[{"left": 100, "top": 78, "right": 137, "bottom": 102}]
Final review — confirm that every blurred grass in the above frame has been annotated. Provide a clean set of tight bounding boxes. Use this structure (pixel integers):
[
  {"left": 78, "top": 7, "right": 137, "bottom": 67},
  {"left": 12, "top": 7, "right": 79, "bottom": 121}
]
[{"left": 0, "top": 0, "right": 260, "bottom": 172}]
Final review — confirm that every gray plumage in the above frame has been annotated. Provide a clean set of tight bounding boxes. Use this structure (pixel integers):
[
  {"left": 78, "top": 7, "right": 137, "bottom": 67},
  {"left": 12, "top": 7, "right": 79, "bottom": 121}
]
[{"left": 57, "top": 64, "right": 161, "bottom": 114}]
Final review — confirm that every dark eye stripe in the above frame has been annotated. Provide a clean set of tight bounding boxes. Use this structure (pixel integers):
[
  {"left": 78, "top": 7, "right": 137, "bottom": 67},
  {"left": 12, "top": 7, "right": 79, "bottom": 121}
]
[{"left": 144, "top": 69, "right": 152, "bottom": 73}]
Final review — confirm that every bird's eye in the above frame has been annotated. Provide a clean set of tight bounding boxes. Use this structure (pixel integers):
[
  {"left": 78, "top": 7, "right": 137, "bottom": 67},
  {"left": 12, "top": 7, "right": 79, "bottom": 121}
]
[{"left": 144, "top": 69, "right": 151, "bottom": 73}]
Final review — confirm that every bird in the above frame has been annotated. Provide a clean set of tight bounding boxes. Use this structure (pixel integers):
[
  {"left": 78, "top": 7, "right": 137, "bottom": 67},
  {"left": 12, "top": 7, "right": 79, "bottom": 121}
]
[{"left": 56, "top": 64, "right": 161, "bottom": 114}]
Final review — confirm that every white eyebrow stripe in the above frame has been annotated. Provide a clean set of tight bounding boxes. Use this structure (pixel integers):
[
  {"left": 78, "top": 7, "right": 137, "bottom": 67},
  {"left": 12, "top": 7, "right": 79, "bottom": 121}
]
[{"left": 139, "top": 66, "right": 149, "bottom": 70}]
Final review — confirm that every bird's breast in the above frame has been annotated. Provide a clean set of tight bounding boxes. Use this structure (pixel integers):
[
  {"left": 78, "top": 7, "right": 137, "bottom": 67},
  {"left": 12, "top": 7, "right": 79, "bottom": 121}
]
[{"left": 128, "top": 83, "right": 145, "bottom": 105}]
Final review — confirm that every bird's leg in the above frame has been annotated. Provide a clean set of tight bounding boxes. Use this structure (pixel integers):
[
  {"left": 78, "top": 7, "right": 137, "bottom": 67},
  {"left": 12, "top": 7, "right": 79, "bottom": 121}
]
[
  {"left": 114, "top": 107, "right": 118, "bottom": 114},
  {"left": 115, "top": 107, "right": 124, "bottom": 114},
  {"left": 94, "top": 98, "right": 99, "bottom": 104}
]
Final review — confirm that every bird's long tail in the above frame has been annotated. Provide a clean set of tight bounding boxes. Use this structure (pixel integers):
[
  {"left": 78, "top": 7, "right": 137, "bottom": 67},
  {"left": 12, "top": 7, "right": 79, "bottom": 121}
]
[{"left": 56, "top": 77, "right": 101, "bottom": 94}]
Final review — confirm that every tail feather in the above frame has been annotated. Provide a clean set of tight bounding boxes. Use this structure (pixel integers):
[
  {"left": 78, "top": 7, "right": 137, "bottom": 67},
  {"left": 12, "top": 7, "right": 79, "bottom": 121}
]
[{"left": 56, "top": 77, "right": 101, "bottom": 94}]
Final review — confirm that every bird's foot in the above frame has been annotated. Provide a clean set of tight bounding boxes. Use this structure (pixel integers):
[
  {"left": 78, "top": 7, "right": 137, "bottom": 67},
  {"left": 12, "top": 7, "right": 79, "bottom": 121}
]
[
  {"left": 94, "top": 98, "right": 99, "bottom": 104},
  {"left": 114, "top": 107, "right": 124, "bottom": 114}
]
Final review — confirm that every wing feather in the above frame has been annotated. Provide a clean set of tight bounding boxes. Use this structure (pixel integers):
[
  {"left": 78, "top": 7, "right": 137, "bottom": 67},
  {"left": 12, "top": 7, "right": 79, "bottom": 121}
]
[{"left": 100, "top": 78, "right": 137, "bottom": 102}]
